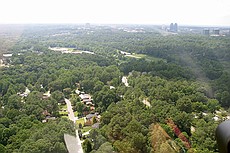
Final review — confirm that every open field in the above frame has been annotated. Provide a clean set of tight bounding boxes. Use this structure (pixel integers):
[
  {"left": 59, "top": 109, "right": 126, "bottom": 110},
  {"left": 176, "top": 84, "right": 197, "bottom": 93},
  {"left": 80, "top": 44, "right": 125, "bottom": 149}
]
[
  {"left": 49, "top": 47, "right": 95, "bottom": 54},
  {"left": 126, "top": 53, "right": 165, "bottom": 62}
]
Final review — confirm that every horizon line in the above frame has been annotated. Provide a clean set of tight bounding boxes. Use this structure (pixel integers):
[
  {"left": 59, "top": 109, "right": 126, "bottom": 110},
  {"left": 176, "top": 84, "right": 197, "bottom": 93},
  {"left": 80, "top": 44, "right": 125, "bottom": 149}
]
[{"left": 0, "top": 22, "right": 229, "bottom": 28}]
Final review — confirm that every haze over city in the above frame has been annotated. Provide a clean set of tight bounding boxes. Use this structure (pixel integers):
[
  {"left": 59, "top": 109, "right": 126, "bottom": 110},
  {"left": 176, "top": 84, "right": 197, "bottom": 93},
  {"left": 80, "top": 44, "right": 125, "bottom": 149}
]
[{"left": 0, "top": 0, "right": 230, "bottom": 26}]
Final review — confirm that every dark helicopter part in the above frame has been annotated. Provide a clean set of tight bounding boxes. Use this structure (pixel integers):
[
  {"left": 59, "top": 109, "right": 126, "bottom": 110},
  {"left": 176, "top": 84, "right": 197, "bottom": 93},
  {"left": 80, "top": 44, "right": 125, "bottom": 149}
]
[{"left": 216, "top": 120, "right": 230, "bottom": 153}]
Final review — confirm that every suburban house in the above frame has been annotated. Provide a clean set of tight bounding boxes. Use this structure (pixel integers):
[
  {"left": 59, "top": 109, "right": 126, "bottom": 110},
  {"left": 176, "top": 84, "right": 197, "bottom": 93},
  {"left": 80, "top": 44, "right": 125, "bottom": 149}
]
[
  {"left": 42, "top": 110, "right": 56, "bottom": 123},
  {"left": 17, "top": 87, "right": 31, "bottom": 98},
  {"left": 75, "top": 89, "right": 81, "bottom": 95},
  {"left": 84, "top": 113, "right": 100, "bottom": 126},
  {"left": 92, "top": 123, "right": 100, "bottom": 129},
  {"left": 79, "top": 93, "right": 95, "bottom": 110},
  {"left": 43, "top": 91, "right": 51, "bottom": 99},
  {"left": 2, "top": 53, "right": 13, "bottom": 58},
  {"left": 120, "top": 51, "right": 131, "bottom": 55},
  {"left": 79, "top": 93, "right": 91, "bottom": 101},
  {"left": 2, "top": 53, "right": 13, "bottom": 65},
  {"left": 42, "top": 116, "right": 56, "bottom": 123}
]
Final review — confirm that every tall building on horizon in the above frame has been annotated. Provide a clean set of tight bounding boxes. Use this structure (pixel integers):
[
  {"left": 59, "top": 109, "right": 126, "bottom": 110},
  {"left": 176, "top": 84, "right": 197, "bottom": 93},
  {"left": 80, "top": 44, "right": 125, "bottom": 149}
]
[
  {"left": 174, "top": 23, "right": 178, "bottom": 32},
  {"left": 170, "top": 23, "right": 174, "bottom": 31},
  {"left": 203, "top": 29, "right": 210, "bottom": 35},
  {"left": 213, "top": 29, "right": 220, "bottom": 35},
  {"left": 169, "top": 23, "right": 178, "bottom": 32}
]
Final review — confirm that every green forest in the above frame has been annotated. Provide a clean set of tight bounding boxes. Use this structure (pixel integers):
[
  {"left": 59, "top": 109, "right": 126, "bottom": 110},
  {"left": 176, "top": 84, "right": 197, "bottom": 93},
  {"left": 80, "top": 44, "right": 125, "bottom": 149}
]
[{"left": 0, "top": 24, "right": 230, "bottom": 153}]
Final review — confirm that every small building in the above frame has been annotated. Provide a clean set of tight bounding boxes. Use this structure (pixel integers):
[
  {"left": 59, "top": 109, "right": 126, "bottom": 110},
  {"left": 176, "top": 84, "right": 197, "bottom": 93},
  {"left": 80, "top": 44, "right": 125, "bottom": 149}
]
[
  {"left": 110, "top": 86, "right": 115, "bottom": 89},
  {"left": 17, "top": 87, "right": 30, "bottom": 98},
  {"left": 42, "top": 116, "right": 56, "bottom": 123},
  {"left": 79, "top": 94, "right": 91, "bottom": 100},
  {"left": 75, "top": 89, "right": 81, "bottom": 95},
  {"left": 86, "top": 101, "right": 94, "bottom": 106},
  {"left": 85, "top": 113, "right": 100, "bottom": 126},
  {"left": 18, "top": 93, "right": 28, "bottom": 97},
  {"left": 86, "top": 113, "right": 97, "bottom": 120},
  {"left": 120, "top": 51, "right": 131, "bottom": 55},
  {"left": 3, "top": 53, "right": 13, "bottom": 58},
  {"left": 83, "top": 98, "right": 92, "bottom": 104},
  {"left": 2, "top": 53, "right": 13, "bottom": 65},
  {"left": 43, "top": 91, "right": 51, "bottom": 99},
  {"left": 92, "top": 123, "right": 100, "bottom": 129},
  {"left": 79, "top": 93, "right": 93, "bottom": 106},
  {"left": 42, "top": 110, "right": 51, "bottom": 116}
]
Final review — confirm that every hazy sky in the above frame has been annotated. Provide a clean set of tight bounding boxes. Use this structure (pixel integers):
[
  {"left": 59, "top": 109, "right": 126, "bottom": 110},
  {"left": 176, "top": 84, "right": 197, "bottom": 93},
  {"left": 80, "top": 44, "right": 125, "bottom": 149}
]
[{"left": 0, "top": 0, "right": 230, "bottom": 26}]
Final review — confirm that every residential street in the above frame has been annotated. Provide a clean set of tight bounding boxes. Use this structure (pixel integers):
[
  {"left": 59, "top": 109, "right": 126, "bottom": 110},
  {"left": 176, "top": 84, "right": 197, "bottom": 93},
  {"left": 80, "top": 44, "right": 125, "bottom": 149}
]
[
  {"left": 65, "top": 98, "right": 83, "bottom": 153},
  {"left": 65, "top": 98, "right": 75, "bottom": 123}
]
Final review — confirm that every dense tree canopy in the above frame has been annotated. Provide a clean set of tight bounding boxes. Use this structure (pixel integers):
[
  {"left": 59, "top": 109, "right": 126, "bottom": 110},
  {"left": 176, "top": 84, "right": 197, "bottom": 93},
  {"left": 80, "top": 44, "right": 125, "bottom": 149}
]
[{"left": 0, "top": 24, "right": 229, "bottom": 152}]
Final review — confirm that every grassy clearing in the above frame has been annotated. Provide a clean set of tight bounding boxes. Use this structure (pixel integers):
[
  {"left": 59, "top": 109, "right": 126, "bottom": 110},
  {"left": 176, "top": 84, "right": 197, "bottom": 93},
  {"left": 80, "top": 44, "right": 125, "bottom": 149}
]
[
  {"left": 125, "top": 53, "right": 165, "bottom": 62},
  {"left": 61, "top": 116, "right": 68, "bottom": 119}
]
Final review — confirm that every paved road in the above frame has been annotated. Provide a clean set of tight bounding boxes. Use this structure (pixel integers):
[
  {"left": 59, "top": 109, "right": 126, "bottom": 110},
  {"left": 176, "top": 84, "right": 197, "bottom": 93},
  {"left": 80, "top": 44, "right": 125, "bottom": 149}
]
[
  {"left": 65, "top": 98, "right": 75, "bottom": 123},
  {"left": 65, "top": 98, "right": 83, "bottom": 153}
]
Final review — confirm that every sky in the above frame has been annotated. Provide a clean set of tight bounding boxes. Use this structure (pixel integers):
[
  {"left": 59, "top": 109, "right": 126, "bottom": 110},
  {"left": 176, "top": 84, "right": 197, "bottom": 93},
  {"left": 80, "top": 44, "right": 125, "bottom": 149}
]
[{"left": 0, "top": 0, "right": 230, "bottom": 26}]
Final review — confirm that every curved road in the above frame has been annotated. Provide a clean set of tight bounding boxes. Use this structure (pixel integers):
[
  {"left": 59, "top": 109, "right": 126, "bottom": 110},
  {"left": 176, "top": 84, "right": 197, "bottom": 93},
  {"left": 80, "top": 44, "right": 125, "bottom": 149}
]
[
  {"left": 65, "top": 98, "right": 83, "bottom": 153},
  {"left": 66, "top": 98, "right": 75, "bottom": 123}
]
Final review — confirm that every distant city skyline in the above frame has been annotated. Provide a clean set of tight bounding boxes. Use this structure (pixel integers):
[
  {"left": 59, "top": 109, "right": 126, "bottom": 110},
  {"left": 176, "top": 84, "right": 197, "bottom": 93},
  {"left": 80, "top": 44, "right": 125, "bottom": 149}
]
[{"left": 0, "top": 0, "right": 230, "bottom": 26}]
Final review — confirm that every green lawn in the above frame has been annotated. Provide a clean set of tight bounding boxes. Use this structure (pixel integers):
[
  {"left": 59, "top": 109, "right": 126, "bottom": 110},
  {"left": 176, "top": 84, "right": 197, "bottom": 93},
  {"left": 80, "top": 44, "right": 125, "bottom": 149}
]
[
  {"left": 59, "top": 104, "right": 67, "bottom": 110},
  {"left": 74, "top": 111, "right": 78, "bottom": 117},
  {"left": 59, "top": 111, "right": 68, "bottom": 116},
  {"left": 76, "top": 118, "right": 85, "bottom": 126},
  {"left": 76, "top": 117, "right": 92, "bottom": 133},
  {"left": 59, "top": 104, "right": 68, "bottom": 116},
  {"left": 82, "top": 126, "right": 92, "bottom": 133}
]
